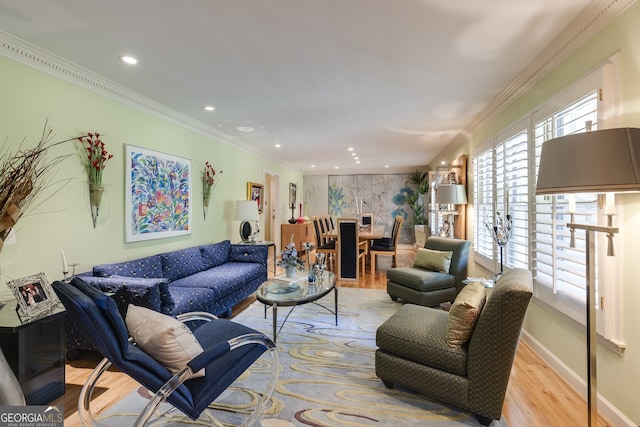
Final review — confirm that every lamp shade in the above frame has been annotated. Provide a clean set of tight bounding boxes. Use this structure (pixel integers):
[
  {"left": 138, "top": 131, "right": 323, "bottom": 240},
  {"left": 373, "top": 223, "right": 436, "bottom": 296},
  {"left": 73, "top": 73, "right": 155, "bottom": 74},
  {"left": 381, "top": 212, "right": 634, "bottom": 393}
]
[
  {"left": 536, "top": 128, "right": 640, "bottom": 195},
  {"left": 435, "top": 184, "right": 467, "bottom": 205},
  {"left": 234, "top": 200, "right": 259, "bottom": 221}
]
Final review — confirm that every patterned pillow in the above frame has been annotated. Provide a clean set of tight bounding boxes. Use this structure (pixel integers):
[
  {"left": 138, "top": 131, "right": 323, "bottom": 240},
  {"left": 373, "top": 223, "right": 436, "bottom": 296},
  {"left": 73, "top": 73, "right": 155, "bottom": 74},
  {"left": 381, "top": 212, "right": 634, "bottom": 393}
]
[
  {"left": 446, "top": 282, "right": 486, "bottom": 347},
  {"left": 200, "top": 240, "right": 231, "bottom": 269},
  {"left": 160, "top": 247, "right": 207, "bottom": 282},
  {"left": 413, "top": 248, "right": 453, "bottom": 273},
  {"left": 125, "top": 305, "right": 205, "bottom": 378}
]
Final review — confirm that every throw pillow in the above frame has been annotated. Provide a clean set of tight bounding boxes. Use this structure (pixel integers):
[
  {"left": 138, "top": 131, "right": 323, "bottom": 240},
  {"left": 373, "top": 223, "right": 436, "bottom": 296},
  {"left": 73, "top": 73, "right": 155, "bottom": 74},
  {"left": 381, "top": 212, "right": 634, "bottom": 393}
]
[
  {"left": 414, "top": 248, "right": 453, "bottom": 273},
  {"left": 446, "top": 282, "right": 486, "bottom": 347},
  {"left": 125, "top": 305, "right": 205, "bottom": 378}
]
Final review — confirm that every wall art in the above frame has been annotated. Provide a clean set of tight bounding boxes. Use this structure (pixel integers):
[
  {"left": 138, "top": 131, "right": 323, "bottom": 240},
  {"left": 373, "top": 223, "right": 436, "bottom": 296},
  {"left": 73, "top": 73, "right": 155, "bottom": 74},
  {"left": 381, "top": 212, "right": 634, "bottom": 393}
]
[{"left": 125, "top": 145, "right": 192, "bottom": 242}]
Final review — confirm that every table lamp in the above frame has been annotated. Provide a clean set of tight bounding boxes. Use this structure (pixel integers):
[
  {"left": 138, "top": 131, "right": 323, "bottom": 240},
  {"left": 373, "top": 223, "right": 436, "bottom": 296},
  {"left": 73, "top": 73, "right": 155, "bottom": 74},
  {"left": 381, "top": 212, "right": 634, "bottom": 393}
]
[
  {"left": 435, "top": 183, "right": 467, "bottom": 238},
  {"left": 234, "top": 200, "right": 259, "bottom": 242},
  {"left": 536, "top": 127, "right": 640, "bottom": 427}
]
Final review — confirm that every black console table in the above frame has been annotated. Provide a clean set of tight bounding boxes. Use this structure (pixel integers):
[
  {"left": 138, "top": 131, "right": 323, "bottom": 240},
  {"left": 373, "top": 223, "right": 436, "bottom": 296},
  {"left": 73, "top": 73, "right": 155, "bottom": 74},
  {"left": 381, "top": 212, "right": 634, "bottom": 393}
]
[{"left": 0, "top": 299, "right": 66, "bottom": 404}]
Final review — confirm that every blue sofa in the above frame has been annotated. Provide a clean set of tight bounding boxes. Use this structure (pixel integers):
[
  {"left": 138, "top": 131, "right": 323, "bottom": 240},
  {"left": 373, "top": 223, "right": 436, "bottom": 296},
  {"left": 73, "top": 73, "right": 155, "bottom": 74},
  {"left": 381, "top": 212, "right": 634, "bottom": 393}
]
[{"left": 64, "top": 240, "right": 267, "bottom": 358}]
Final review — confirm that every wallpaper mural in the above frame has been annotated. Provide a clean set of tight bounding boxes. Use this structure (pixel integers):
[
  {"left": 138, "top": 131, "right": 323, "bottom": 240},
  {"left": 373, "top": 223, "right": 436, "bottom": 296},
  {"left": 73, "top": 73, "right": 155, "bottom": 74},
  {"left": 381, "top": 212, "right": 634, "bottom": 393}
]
[{"left": 328, "top": 174, "right": 419, "bottom": 244}]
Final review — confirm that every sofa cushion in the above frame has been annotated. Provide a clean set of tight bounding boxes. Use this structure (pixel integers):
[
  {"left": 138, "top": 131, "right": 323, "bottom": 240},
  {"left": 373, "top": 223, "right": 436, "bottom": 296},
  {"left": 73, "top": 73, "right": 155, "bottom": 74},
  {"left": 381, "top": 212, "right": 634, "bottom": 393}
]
[
  {"left": 161, "top": 247, "right": 207, "bottom": 282},
  {"left": 170, "top": 262, "right": 264, "bottom": 299},
  {"left": 414, "top": 248, "right": 453, "bottom": 273},
  {"left": 387, "top": 267, "right": 455, "bottom": 292},
  {"left": 200, "top": 240, "right": 231, "bottom": 269},
  {"left": 125, "top": 304, "right": 205, "bottom": 378},
  {"left": 93, "top": 255, "right": 164, "bottom": 278},
  {"left": 376, "top": 304, "right": 468, "bottom": 376},
  {"left": 446, "top": 282, "right": 486, "bottom": 347}
]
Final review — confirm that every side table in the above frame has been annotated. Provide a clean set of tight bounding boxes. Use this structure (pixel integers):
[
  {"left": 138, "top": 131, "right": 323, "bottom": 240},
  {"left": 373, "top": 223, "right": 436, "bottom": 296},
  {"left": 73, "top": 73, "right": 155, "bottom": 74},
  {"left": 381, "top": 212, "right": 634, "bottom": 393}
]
[{"left": 0, "top": 299, "right": 66, "bottom": 404}]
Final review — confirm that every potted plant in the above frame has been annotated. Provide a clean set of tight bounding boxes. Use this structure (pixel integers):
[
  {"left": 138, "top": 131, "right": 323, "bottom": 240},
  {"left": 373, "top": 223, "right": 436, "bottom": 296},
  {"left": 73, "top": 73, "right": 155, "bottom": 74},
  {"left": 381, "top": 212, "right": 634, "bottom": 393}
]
[{"left": 406, "top": 170, "right": 429, "bottom": 247}]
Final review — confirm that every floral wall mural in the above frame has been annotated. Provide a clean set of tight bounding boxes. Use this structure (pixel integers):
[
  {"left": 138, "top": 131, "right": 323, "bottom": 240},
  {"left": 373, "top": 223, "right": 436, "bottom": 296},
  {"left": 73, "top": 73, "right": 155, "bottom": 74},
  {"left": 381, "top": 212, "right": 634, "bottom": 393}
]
[{"left": 328, "top": 174, "right": 418, "bottom": 244}]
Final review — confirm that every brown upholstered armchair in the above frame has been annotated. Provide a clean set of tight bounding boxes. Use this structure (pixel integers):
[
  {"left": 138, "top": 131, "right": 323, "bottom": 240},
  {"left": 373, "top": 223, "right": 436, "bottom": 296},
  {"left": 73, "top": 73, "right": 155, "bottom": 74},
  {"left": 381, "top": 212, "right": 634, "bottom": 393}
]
[
  {"left": 386, "top": 236, "right": 471, "bottom": 307},
  {"left": 375, "top": 268, "right": 532, "bottom": 425}
]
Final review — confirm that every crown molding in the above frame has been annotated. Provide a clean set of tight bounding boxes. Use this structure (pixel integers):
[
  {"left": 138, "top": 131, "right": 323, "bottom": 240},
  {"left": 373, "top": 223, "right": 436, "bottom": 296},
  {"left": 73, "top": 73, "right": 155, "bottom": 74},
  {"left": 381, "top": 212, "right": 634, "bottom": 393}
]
[
  {"left": 0, "top": 30, "right": 291, "bottom": 164},
  {"left": 463, "top": 0, "right": 636, "bottom": 138}
]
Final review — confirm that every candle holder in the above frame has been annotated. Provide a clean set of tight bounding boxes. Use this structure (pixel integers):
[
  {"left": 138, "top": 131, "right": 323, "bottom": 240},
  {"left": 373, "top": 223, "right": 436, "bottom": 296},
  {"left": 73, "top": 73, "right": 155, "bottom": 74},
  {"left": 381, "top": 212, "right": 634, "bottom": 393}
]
[
  {"left": 302, "top": 242, "right": 315, "bottom": 283},
  {"left": 484, "top": 211, "right": 513, "bottom": 280}
]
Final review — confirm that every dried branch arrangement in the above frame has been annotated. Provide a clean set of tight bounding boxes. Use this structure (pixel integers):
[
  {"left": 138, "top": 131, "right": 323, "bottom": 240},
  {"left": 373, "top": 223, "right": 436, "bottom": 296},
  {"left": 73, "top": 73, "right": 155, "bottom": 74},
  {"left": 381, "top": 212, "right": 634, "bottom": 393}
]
[{"left": 0, "top": 121, "right": 76, "bottom": 251}]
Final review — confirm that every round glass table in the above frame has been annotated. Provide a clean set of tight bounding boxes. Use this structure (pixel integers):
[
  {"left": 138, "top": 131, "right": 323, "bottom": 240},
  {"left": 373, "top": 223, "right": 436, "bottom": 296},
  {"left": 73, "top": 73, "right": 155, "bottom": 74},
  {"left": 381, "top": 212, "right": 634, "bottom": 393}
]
[{"left": 256, "top": 270, "right": 337, "bottom": 343}]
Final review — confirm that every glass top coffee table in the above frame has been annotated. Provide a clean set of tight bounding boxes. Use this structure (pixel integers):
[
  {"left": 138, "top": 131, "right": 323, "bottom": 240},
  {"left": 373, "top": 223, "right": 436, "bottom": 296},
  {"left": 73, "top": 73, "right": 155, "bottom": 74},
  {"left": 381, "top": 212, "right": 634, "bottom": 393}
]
[{"left": 256, "top": 270, "right": 337, "bottom": 343}]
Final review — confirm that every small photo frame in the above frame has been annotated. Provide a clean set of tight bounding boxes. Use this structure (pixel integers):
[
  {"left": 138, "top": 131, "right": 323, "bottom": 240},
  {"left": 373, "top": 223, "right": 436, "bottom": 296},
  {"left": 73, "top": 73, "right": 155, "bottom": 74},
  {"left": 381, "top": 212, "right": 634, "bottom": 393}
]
[
  {"left": 247, "top": 182, "right": 264, "bottom": 214},
  {"left": 8, "top": 272, "right": 58, "bottom": 318}
]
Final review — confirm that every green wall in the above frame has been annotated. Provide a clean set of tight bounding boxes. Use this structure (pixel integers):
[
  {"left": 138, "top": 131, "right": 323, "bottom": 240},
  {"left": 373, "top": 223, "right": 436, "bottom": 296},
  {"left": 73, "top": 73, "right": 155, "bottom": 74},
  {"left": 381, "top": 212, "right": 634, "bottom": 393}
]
[
  {"left": 0, "top": 54, "right": 302, "bottom": 300},
  {"left": 431, "top": 2, "right": 640, "bottom": 423}
]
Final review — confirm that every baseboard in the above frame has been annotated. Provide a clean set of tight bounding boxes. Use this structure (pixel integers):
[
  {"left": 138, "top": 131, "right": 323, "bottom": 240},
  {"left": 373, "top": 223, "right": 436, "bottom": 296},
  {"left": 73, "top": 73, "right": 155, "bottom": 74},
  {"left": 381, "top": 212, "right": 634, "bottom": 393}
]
[{"left": 520, "top": 330, "right": 636, "bottom": 427}]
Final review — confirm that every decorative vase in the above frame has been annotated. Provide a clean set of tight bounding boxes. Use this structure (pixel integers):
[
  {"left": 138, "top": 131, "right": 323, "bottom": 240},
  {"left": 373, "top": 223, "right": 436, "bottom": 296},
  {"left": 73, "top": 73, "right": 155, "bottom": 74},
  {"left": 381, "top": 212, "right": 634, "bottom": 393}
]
[
  {"left": 203, "top": 193, "right": 211, "bottom": 220},
  {"left": 89, "top": 183, "right": 105, "bottom": 228},
  {"left": 285, "top": 266, "right": 296, "bottom": 278}
]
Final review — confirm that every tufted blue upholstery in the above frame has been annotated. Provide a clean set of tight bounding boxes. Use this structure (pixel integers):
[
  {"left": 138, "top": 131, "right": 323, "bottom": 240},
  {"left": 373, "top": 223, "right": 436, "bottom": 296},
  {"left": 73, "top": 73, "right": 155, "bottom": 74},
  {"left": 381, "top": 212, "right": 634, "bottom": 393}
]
[
  {"left": 52, "top": 278, "right": 269, "bottom": 421},
  {"left": 200, "top": 241, "right": 231, "bottom": 269},
  {"left": 64, "top": 241, "right": 267, "bottom": 358}
]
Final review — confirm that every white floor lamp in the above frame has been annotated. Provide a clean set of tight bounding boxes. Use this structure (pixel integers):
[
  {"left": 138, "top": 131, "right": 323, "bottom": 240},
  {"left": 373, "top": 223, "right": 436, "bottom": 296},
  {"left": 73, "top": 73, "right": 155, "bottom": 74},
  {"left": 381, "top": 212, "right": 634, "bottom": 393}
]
[{"left": 536, "top": 127, "right": 640, "bottom": 427}]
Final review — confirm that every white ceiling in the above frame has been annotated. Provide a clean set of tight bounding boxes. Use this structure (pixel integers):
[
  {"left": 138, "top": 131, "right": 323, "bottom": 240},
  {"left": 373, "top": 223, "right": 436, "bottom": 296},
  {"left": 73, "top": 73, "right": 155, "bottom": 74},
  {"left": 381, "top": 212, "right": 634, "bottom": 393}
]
[{"left": 0, "top": 0, "right": 604, "bottom": 174}]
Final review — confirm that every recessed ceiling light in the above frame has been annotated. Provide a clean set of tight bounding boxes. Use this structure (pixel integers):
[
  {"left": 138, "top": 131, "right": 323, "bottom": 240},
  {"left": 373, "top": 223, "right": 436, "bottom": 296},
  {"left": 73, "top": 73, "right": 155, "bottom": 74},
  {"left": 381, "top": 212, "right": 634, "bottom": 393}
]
[
  {"left": 356, "top": 160, "right": 361, "bottom": 164},
  {"left": 348, "top": 147, "right": 354, "bottom": 151},
  {"left": 385, "top": 165, "right": 389, "bottom": 168},
  {"left": 203, "top": 106, "right": 215, "bottom": 111},
  {"left": 120, "top": 56, "right": 138, "bottom": 65},
  {"left": 351, "top": 153, "right": 356, "bottom": 156},
  {"left": 354, "top": 157, "right": 359, "bottom": 160},
  {"left": 441, "top": 160, "right": 446, "bottom": 165},
  {"left": 236, "top": 126, "right": 255, "bottom": 133},
  {"left": 311, "top": 165, "right": 316, "bottom": 168},
  {"left": 334, "top": 166, "right": 339, "bottom": 169},
  {"left": 275, "top": 144, "right": 281, "bottom": 148}
]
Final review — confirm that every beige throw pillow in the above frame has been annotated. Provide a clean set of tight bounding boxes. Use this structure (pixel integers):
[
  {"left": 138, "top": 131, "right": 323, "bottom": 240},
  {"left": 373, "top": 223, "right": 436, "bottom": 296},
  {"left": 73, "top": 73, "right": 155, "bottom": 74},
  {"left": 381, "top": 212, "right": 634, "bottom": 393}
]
[
  {"left": 414, "top": 248, "right": 453, "bottom": 273},
  {"left": 446, "top": 282, "right": 486, "bottom": 347},
  {"left": 126, "top": 304, "right": 205, "bottom": 378}
]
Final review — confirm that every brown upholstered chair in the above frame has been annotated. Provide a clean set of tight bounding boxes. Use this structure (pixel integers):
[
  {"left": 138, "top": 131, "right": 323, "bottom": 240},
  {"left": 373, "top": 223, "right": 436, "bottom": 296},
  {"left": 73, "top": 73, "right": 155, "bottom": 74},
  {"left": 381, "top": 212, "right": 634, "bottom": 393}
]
[{"left": 375, "top": 268, "right": 533, "bottom": 425}]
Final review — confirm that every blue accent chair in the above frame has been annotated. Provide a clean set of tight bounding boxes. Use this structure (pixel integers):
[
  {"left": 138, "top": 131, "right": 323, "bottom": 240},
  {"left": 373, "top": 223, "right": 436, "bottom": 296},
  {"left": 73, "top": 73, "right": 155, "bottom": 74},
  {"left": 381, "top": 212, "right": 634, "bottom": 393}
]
[{"left": 53, "top": 278, "right": 278, "bottom": 426}]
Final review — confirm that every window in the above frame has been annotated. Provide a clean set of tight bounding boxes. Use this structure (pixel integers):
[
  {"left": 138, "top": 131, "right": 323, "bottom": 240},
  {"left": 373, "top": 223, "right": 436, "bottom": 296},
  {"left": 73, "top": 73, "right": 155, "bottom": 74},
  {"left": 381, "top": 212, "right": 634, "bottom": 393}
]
[
  {"left": 472, "top": 57, "right": 623, "bottom": 345},
  {"left": 473, "top": 123, "right": 529, "bottom": 274}
]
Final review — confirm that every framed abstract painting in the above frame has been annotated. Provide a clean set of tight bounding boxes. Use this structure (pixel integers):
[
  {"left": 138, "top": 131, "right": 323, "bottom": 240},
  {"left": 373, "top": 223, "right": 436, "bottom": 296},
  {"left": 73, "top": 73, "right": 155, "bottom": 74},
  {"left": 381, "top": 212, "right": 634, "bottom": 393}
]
[{"left": 125, "top": 145, "right": 192, "bottom": 242}]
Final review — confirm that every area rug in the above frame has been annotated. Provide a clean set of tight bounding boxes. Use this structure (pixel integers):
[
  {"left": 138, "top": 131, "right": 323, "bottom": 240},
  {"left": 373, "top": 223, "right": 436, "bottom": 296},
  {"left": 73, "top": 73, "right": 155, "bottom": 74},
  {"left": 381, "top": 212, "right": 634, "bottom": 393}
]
[{"left": 99, "top": 288, "right": 508, "bottom": 426}]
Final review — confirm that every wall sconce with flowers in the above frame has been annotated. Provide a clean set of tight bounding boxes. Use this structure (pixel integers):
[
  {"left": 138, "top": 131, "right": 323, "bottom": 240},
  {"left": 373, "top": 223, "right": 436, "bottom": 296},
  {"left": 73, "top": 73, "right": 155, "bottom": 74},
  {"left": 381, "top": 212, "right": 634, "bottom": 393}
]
[
  {"left": 202, "top": 161, "right": 222, "bottom": 220},
  {"left": 77, "top": 132, "right": 113, "bottom": 227}
]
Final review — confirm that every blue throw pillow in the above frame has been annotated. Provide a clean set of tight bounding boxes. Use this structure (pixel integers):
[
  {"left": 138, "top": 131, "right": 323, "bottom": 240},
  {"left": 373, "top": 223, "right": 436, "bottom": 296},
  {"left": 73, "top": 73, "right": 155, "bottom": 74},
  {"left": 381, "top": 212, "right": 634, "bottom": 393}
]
[
  {"left": 200, "top": 240, "right": 231, "bottom": 269},
  {"left": 161, "top": 247, "right": 207, "bottom": 282}
]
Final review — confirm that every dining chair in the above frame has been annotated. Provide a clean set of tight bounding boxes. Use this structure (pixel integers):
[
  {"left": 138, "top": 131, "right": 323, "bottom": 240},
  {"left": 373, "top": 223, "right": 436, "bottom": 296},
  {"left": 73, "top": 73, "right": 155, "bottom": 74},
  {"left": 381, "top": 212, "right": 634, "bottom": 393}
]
[
  {"left": 312, "top": 217, "right": 336, "bottom": 267},
  {"left": 52, "top": 277, "right": 279, "bottom": 427},
  {"left": 369, "top": 215, "right": 404, "bottom": 272},
  {"left": 337, "top": 217, "right": 368, "bottom": 281}
]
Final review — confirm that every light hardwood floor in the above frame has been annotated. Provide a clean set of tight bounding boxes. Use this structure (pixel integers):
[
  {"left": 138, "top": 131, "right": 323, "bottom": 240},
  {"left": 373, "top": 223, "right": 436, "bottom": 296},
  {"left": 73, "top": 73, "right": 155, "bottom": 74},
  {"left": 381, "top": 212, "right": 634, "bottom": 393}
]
[{"left": 53, "top": 248, "right": 610, "bottom": 427}]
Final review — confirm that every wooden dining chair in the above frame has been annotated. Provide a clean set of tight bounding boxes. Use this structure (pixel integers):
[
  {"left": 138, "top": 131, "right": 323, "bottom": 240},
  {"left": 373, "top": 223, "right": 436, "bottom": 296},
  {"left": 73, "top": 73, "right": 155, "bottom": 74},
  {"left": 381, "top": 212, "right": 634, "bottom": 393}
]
[
  {"left": 369, "top": 215, "right": 404, "bottom": 272},
  {"left": 337, "top": 217, "right": 368, "bottom": 281},
  {"left": 312, "top": 217, "right": 336, "bottom": 268}
]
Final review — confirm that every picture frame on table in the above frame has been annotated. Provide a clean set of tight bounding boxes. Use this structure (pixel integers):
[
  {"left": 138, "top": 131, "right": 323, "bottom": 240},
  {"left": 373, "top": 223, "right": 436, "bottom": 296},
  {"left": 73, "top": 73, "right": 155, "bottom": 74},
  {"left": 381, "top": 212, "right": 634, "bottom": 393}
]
[
  {"left": 247, "top": 181, "right": 264, "bottom": 214},
  {"left": 7, "top": 272, "right": 58, "bottom": 318}
]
